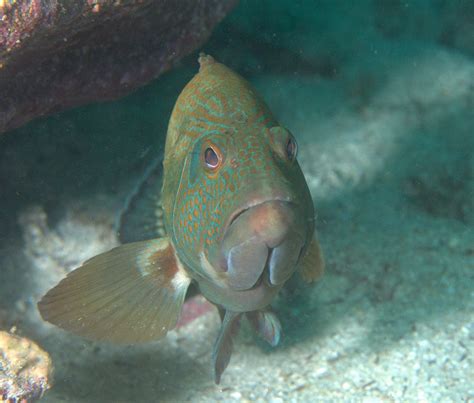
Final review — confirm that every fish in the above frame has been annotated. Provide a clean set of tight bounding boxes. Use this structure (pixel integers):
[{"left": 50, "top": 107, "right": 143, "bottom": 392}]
[{"left": 38, "top": 54, "right": 325, "bottom": 384}]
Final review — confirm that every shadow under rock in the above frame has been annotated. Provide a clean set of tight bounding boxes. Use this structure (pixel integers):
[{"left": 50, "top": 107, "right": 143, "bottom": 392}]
[{"left": 0, "top": 65, "right": 194, "bottom": 240}]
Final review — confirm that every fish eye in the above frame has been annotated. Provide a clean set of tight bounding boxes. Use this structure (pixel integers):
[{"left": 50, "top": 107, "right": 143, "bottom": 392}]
[
  {"left": 286, "top": 136, "right": 298, "bottom": 162},
  {"left": 203, "top": 146, "right": 220, "bottom": 169},
  {"left": 269, "top": 126, "right": 298, "bottom": 163}
]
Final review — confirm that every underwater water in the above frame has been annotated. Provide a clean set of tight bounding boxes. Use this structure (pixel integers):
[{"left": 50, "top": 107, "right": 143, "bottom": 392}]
[{"left": 1, "top": 0, "right": 473, "bottom": 401}]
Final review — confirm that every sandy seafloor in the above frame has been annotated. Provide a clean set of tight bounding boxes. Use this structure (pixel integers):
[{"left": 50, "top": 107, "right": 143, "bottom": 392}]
[{"left": 0, "top": 1, "right": 473, "bottom": 402}]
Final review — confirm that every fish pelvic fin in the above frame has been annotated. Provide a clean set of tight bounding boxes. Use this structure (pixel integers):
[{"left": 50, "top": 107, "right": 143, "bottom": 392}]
[
  {"left": 38, "top": 238, "right": 191, "bottom": 344},
  {"left": 299, "top": 236, "right": 325, "bottom": 283},
  {"left": 246, "top": 309, "right": 282, "bottom": 347},
  {"left": 212, "top": 310, "right": 242, "bottom": 384}
]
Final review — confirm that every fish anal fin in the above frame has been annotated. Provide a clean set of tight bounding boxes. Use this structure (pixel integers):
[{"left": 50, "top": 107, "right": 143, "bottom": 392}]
[
  {"left": 300, "top": 236, "right": 325, "bottom": 283},
  {"left": 212, "top": 310, "right": 242, "bottom": 384},
  {"left": 38, "top": 238, "right": 191, "bottom": 344}
]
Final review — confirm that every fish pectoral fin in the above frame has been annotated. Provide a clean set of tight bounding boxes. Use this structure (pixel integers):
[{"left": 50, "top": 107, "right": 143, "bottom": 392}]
[
  {"left": 38, "top": 237, "right": 191, "bottom": 344},
  {"left": 212, "top": 310, "right": 242, "bottom": 384},
  {"left": 299, "top": 236, "right": 325, "bottom": 283},
  {"left": 246, "top": 309, "right": 281, "bottom": 347}
]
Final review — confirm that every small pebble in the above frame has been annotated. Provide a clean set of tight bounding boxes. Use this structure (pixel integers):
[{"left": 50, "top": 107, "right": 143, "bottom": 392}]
[
  {"left": 230, "top": 391, "right": 242, "bottom": 399},
  {"left": 0, "top": 331, "right": 53, "bottom": 402}
]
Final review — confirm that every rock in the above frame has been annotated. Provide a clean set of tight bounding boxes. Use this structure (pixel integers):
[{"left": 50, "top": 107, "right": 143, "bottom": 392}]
[
  {"left": 0, "top": 330, "right": 53, "bottom": 402},
  {"left": 177, "top": 295, "right": 214, "bottom": 328},
  {"left": 0, "top": 0, "right": 237, "bottom": 134}
]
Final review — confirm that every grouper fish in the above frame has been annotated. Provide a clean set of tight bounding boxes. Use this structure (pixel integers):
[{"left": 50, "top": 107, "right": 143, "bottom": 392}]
[{"left": 38, "top": 54, "right": 324, "bottom": 383}]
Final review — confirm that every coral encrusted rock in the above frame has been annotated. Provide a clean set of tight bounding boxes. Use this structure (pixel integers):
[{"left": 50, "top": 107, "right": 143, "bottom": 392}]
[{"left": 0, "top": 0, "right": 237, "bottom": 134}]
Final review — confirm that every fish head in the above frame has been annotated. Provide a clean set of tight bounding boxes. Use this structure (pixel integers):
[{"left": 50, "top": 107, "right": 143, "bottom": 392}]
[
  {"left": 163, "top": 56, "right": 315, "bottom": 309},
  {"left": 219, "top": 126, "right": 315, "bottom": 290},
  {"left": 171, "top": 124, "right": 314, "bottom": 296}
]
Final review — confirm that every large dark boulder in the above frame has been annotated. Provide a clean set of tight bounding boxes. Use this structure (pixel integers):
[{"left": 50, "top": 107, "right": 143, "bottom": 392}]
[{"left": 0, "top": 0, "right": 237, "bottom": 134}]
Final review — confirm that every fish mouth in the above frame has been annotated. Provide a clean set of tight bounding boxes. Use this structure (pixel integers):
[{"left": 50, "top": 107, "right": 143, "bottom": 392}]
[
  {"left": 220, "top": 199, "right": 307, "bottom": 291},
  {"left": 223, "top": 196, "right": 292, "bottom": 235}
]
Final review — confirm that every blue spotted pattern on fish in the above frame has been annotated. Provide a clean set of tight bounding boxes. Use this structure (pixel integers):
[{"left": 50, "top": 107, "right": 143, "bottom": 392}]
[{"left": 38, "top": 54, "right": 324, "bottom": 384}]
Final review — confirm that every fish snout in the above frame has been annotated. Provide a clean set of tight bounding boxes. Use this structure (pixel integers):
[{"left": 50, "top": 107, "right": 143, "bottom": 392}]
[{"left": 221, "top": 201, "right": 307, "bottom": 291}]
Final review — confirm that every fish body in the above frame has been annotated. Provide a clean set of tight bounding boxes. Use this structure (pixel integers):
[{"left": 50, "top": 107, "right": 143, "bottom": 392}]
[{"left": 38, "top": 55, "right": 324, "bottom": 383}]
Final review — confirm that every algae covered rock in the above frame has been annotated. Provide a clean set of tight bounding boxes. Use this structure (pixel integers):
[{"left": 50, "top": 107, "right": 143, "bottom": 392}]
[
  {"left": 0, "top": 331, "right": 53, "bottom": 401},
  {"left": 0, "top": 0, "right": 237, "bottom": 134}
]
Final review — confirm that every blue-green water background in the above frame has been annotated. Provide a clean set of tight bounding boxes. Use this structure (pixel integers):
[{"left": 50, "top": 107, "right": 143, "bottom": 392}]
[{"left": 0, "top": 1, "right": 473, "bottom": 401}]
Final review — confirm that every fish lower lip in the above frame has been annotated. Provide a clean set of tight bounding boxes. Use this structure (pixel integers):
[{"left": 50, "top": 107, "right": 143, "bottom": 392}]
[
  {"left": 226, "top": 239, "right": 268, "bottom": 290},
  {"left": 229, "top": 239, "right": 304, "bottom": 291},
  {"left": 222, "top": 199, "right": 305, "bottom": 290}
]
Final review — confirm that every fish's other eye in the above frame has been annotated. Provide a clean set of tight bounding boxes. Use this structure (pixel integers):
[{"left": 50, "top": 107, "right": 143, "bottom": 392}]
[
  {"left": 286, "top": 136, "right": 298, "bottom": 162},
  {"left": 204, "top": 146, "right": 220, "bottom": 169},
  {"left": 269, "top": 126, "right": 298, "bottom": 164}
]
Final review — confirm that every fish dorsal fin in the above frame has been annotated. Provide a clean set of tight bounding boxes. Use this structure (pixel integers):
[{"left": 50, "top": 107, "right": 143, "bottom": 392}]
[
  {"left": 299, "top": 236, "right": 325, "bottom": 283},
  {"left": 212, "top": 310, "right": 242, "bottom": 384},
  {"left": 38, "top": 238, "right": 191, "bottom": 343},
  {"left": 118, "top": 156, "right": 166, "bottom": 244}
]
